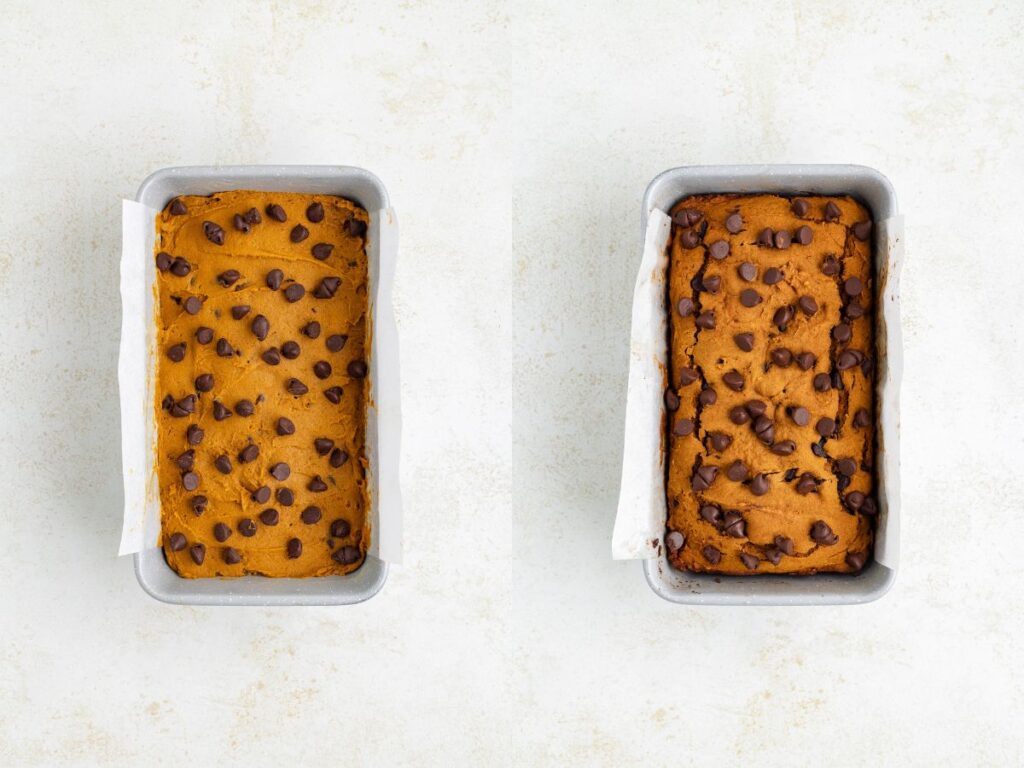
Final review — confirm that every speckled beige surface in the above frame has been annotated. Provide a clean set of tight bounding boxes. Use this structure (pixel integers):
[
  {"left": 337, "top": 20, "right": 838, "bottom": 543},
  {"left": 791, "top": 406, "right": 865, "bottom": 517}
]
[{"left": 1, "top": 1, "right": 1023, "bottom": 765}]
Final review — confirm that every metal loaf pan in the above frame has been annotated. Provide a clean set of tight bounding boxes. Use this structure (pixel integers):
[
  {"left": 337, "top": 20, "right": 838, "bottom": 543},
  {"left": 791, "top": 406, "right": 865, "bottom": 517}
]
[
  {"left": 642, "top": 164, "right": 901, "bottom": 606},
  {"left": 132, "top": 165, "right": 393, "bottom": 606}
]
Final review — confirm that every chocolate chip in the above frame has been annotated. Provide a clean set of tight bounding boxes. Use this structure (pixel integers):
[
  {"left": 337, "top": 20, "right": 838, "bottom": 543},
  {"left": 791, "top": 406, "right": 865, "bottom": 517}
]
[
  {"left": 698, "top": 387, "right": 717, "bottom": 406},
  {"left": 771, "top": 348, "right": 792, "bottom": 367},
  {"left": 301, "top": 506, "right": 322, "bottom": 524},
  {"left": 701, "top": 545, "right": 721, "bottom": 565},
  {"left": 170, "top": 395, "right": 196, "bottom": 417},
  {"left": 773, "top": 305, "right": 795, "bottom": 331},
  {"left": 252, "top": 486, "right": 271, "bottom": 504},
  {"left": 832, "top": 323, "right": 852, "bottom": 343},
  {"left": 852, "top": 221, "right": 872, "bottom": 241},
  {"left": 753, "top": 416, "right": 775, "bottom": 444},
  {"left": 816, "top": 417, "right": 836, "bottom": 437},
  {"left": 195, "top": 327, "right": 214, "bottom": 344},
  {"left": 314, "top": 276, "right": 341, "bottom": 299},
  {"left": 726, "top": 460, "right": 748, "bottom": 482},
  {"left": 266, "top": 204, "right": 287, "bottom": 222},
  {"left": 214, "top": 455, "right": 232, "bottom": 474},
  {"left": 845, "top": 302, "right": 865, "bottom": 320},
  {"left": 261, "top": 347, "right": 281, "bottom": 365},
  {"left": 189, "top": 543, "right": 206, "bottom": 564},
  {"left": 276, "top": 417, "right": 295, "bottom": 436},
  {"left": 691, "top": 465, "right": 718, "bottom": 491},
  {"left": 810, "top": 520, "right": 838, "bottom": 545},
  {"left": 166, "top": 343, "right": 186, "bottom": 363},
  {"left": 290, "top": 224, "right": 309, "bottom": 243},
  {"left": 722, "top": 511, "right": 746, "bottom": 538},
  {"left": 284, "top": 283, "right": 305, "bottom": 302},
  {"left": 223, "top": 548, "right": 242, "bottom": 566},
  {"left": 772, "top": 536, "right": 793, "bottom": 556},
  {"left": 837, "top": 350, "right": 859, "bottom": 370},
  {"left": 844, "top": 277, "right": 863, "bottom": 297},
  {"left": 329, "top": 448, "right": 349, "bottom": 468},
  {"left": 737, "top": 262, "right": 757, "bottom": 282},
  {"left": 186, "top": 424, "right": 204, "bottom": 445},
  {"left": 168, "top": 533, "right": 187, "bottom": 552},
  {"left": 281, "top": 340, "right": 301, "bottom": 359},
  {"left": 238, "top": 443, "right": 259, "bottom": 463},
  {"left": 678, "top": 367, "right": 699, "bottom": 386},
  {"left": 233, "top": 213, "right": 250, "bottom": 233},
  {"left": 343, "top": 218, "right": 367, "bottom": 238},
  {"left": 811, "top": 442, "right": 826, "bottom": 457},
  {"left": 845, "top": 551, "right": 866, "bottom": 570},
  {"left": 764, "top": 547, "right": 782, "bottom": 565},
  {"left": 664, "top": 389, "right": 681, "bottom": 412},
  {"left": 821, "top": 255, "right": 840, "bottom": 276},
  {"left": 739, "top": 552, "right": 759, "bottom": 570},
  {"left": 184, "top": 296, "right": 203, "bottom": 315},
  {"left": 709, "top": 432, "right": 732, "bottom": 452},
  {"left": 708, "top": 240, "right": 730, "bottom": 260},
  {"left": 235, "top": 399, "right": 255, "bottom": 417},
  {"left": 156, "top": 252, "right": 172, "bottom": 271},
  {"left": 287, "top": 538, "right": 303, "bottom": 559},
  {"left": 794, "top": 225, "right": 813, "bottom": 245},
  {"left": 694, "top": 311, "right": 716, "bottom": 331},
  {"left": 203, "top": 221, "right": 225, "bottom": 245},
  {"left": 259, "top": 508, "right": 279, "bottom": 526},
  {"left": 722, "top": 370, "right": 745, "bottom": 391},
  {"left": 746, "top": 400, "right": 767, "bottom": 418},
  {"left": 270, "top": 462, "right": 290, "bottom": 481},
  {"left": 311, "top": 243, "right": 334, "bottom": 261},
  {"left": 243, "top": 207, "right": 261, "bottom": 225},
  {"left": 306, "top": 202, "right": 325, "bottom": 222},
  {"left": 276, "top": 487, "right": 294, "bottom": 506},
  {"left": 824, "top": 201, "right": 841, "bottom": 222},
  {"left": 312, "top": 438, "right": 335, "bottom": 457},
  {"left": 673, "top": 208, "right": 703, "bottom": 227},
  {"left": 170, "top": 257, "right": 192, "bottom": 278},
  {"left": 675, "top": 297, "right": 695, "bottom": 318},
  {"left": 213, "top": 522, "right": 231, "bottom": 542},
  {"left": 788, "top": 406, "right": 810, "bottom": 426},
  {"left": 860, "top": 497, "right": 878, "bottom": 516},
  {"left": 791, "top": 199, "right": 809, "bottom": 217},
  {"left": 308, "top": 475, "right": 328, "bottom": 492},
  {"left": 784, "top": 468, "right": 798, "bottom": 482},
  {"left": 734, "top": 332, "right": 754, "bottom": 352},
  {"left": 313, "top": 360, "right": 332, "bottom": 379},
  {"left": 176, "top": 449, "right": 195, "bottom": 471},
  {"left": 853, "top": 409, "right": 871, "bottom": 428},
  {"left": 836, "top": 457, "right": 858, "bottom": 476},
  {"left": 739, "top": 288, "right": 762, "bottom": 307},
  {"left": 243, "top": 316, "right": 268, "bottom": 342},
  {"left": 679, "top": 230, "right": 701, "bottom": 249},
  {"left": 333, "top": 545, "right": 361, "bottom": 565},
  {"left": 347, "top": 360, "right": 368, "bottom": 379},
  {"left": 796, "top": 473, "right": 819, "bottom": 495},
  {"left": 762, "top": 267, "right": 783, "bottom": 286},
  {"left": 756, "top": 228, "right": 774, "bottom": 247},
  {"left": 770, "top": 440, "right": 796, "bottom": 456},
  {"left": 231, "top": 305, "right": 251, "bottom": 320},
  {"left": 238, "top": 518, "right": 257, "bottom": 537},
  {"left": 169, "top": 199, "right": 187, "bottom": 216},
  {"left": 324, "top": 386, "right": 344, "bottom": 403},
  {"left": 215, "top": 338, "right": 234, "bottom": 357},
  {"left": 773, "top": 230, "right": 791, "bottom": 249},
  {"left": 700, "top": 504, "right": 723, "bottom": 526},
  {"left": 328, "top": 518, "right": 351, "bottom": 539},
  {"left": 266, "top": 269, "right": 284, "bottom": 290},
  {"left": 813, "top": 373, "right": 831, "bottom": 392},
  {"left": 729, "top": 406, "right": 750, "bottom": 425},
  {"left": 217, "top": 269, "right": 241, "bottom": 288},
  {"left": 673, "top": 418, "right": 694, "bottom": 437},
  {"left": 750, "top": 474, "right": 769, "bottom": 496},
  {"left": 182, "top": 472, "right": 200, "bottom": 491},
  {"left": 795, "top": 351, "right": 816, "bottom": 370},
  {"left": 797, "top": 296, "right": 818, "bottom": 316},
  {"left": 701, "top": 274, "right": 721, "bottom": 294}
]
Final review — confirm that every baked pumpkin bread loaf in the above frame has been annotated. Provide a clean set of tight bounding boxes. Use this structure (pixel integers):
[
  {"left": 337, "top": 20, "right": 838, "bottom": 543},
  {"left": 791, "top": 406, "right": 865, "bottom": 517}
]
[
  {"left": 664, "top": 194, "right": 877, "bottom": 574},
  {"left": 154, "top": 190, "right": 370, "bottom": 577}
]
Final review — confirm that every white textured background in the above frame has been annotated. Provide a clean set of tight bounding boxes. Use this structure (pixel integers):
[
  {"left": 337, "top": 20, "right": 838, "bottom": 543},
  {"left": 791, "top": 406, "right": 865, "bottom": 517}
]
[{"left": 1, "top": 1, "right": 1021, "bottom": 765}]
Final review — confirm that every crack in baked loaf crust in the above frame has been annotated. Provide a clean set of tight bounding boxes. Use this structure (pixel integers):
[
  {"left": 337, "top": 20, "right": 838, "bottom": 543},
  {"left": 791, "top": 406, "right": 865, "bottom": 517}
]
[{"left": 664, "top": 194, "right": 876, "bottom": 575}]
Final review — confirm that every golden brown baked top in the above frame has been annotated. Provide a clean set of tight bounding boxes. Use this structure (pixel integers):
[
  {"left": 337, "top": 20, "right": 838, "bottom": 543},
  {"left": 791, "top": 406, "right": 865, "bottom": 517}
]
[
  {"left": 154, "top": 190, "right": 370, "bottom": 577},
  {"left": 664, "top": 194, "right": 876, "bottom": 575}
]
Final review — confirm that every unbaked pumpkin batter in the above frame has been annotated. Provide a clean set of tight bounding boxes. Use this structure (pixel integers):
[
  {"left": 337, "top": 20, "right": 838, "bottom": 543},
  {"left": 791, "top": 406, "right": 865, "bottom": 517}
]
[{"left": 154, "top": 190, "right": 370, "bottom": 577}]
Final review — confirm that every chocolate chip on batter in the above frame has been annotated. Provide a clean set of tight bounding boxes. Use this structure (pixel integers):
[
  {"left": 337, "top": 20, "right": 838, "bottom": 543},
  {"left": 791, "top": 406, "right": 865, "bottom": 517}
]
[
  {"left": 217, "top": 269, "right": 241, "bottom": 288},
  {"left": 810, "top": 520, "right": 838, "bottom": 545},
  {"left": 306, "top": 202, "right": 324, "bottom": 223},
  {"left": 213, "top": 522, "right": 231, "bottom": 542},
  {"left": 691, "top": 465, "right": 718, "bottom": 491},
  {"left": 334, "top": 544, "right": 362, "bottom": 565},
  {"left": 797, "top": 296, "right": 818, "bottom": 316},
  {"left": 794, "top": 225, "right": 813, "bottom": 245},
  {"left": 329, "top": 448, "right": 349, "bottom": 468},
  {"left": 726, "top": 460, "right": 748, "bottom": 482},
  {"left": 702, "top": 545, "right": 722, "bottom": 565},
  {"left": 813, "top": 373, "right": 832, "bottom": 392},
  {"left": 222, "top": 547, "right": 241, "bottom": 565},
  {"left": 301, "top": 506, "right": 322, "bottom": 524},
  {"left": 837, "top": 350, "right": 859, "bottom": 370},
  {"left": 843, "top": 276, "right": 863, "bottom": 297},
  {"left": 698, "top": 387, "right": 717, "bottom": 406},
  {"left": 189, "top": 543, "right": 206, "bottom": 565},
  {"left": 170, "top": 257, "right": 191, "bottom": 276},
  {"left": 238, "top": 518, "right": 257, "bottom": 537},
  {"left": 308, "top": 475, "right": 329, "bottom": 492},
  {"left": 182, "top": 472, "right": 200, "bottom": 492},
  {"left": 184, "top": 296, "right": 203, "bottom": 315},
  {"left": 261, "top": 347, "right": 281, "bottom": 366},
  {"left": 750, "top": 473, "right": 769, "bottom": 496},
  {"left": 728, "top": 406, "right": 750, "bottom": 425},
  {"left": 202, "top": 221, "right": 225, "bottom": 245},
  {"left": 722, "top": 511, "right": 746, "bottom": 538},
  {"left": 314, "top": 438, "right": 335, "bottom": 456},
  {"left": 347, "top": 360, "right": 368, "bottom": 379},
  {"left": 313, "top": 360, "right": 332, "bottom": 379},
  {"left": 286, "top": 538, "right": 303, "bottom": 559},
  {"left": 326, "top": 334, "right": 348, "bottom": 353},
  {"left": 235, "top": 399, "right": 255, "bottom": 417},
  {"left": 344, "top": 218, "right": 368, "bottom": 238},
  {"left": 852, "top": 221, "right": 872, "bottom": 241},
  {"left": 746, "top": 400, "right": 767, "bottom": 418},
  {"left": 266, "top": 203, "right": 287, "bottom": 222},
  {"left": 169, "top": 199, "right": 187, "bottom": 216},
  {"left": 168, "top": 532, "right": 187, "bottom": 552},
  {"left": 243, "top": 207, "right": 261, "bottom": 225},
  {"left": 290, "top": 224, "right": 309, "bottom": 243},
  {"left": 824, "top": 201, "right": 841, "bottom": 222},
  {"left": 166, "top": 343, "right": 186, "bottom": 362},
  {"left": 701, "top": 274, "right": 721, "bottom": 294},
  {"left": 233, "top": 213, "right": 250, "bottom": 233},
  {"left": 281, "top": 340, "right": 301, "bottom": 359},
  {"left": 276, "top": 487, "right": 294, "bottom": 506},
  {"left": 724, "top": 212, "right": 743, "bottom": 233},
  {"left": 739, "top": 288, "right": 762, "bottom": 307},
  {"left": 770, "top": 439, "right": 796, "bottom": 456},
  {"left": 259, "top": 508, "right": 279, "bottom": 526},
  {"left": 238, "top": 443, "right": 259, "bottom": 464},
  {"left": 313, "top": 276, "right": 341, "bottom": 299},
  {"left": 708, "top": 240, "right": 730, "bottom": 260},
  {"left": 845, "top": 302, "right": 865, "bottom": 320},
  {"left": 673, "top": 208, "right": 703, "bottom": 227},
  {"left": 788, "top": 406, "right": 810, "bottom": 426},
  {"left": 252, "top": 485, "right": 271, "bottom": 504},
  {"left": 284, "top": 283, "right": 305, "bottom": 303},
  {"left": 845, "top": 551, "right": 866, "bottom": 571},
  {"left": 270, "top": 462, "right": 290, "bottom": 481},
  {"left": 324, "top": 387, "right": 344, "bottom": 404},
  {"left": 783, "top": 468, "right": 798, "bottom": 482},
  {"left": 156, "top": 252, "right": 172, "bottom": 271},
  {"left": 821, "top": 255, "right": 840, "bottom": 276},
  {"left": 770, "top": 348, "right": 792, "bottom": 367},
  {"left": 756, "top": 228, "right": 774, "bottom": 247},
  {"left": 860, "top": 497, "right": 878, "bottom": 516},
  {"left": 738, "top": 552, "right": 759, "bottom": 570},
  {"left": 664, "top": 389, "right": 680, "bottom": 412},
  {"left": 266, "top": 269, "right": 284, "bottom": 290},
  {"left": 331, "top": 518, "right": 352, "bottom": 538},
  {"left": 311, "top": 243, "right": 334, "bottom": 261},
  {"left": 186, "top": 424, "right": 204, "bottom": 445},
  {"left": 853, "top": 409, "right": 871, "bottom": 428},
  {"left": 676, "top": 297, "right": 695, "bottom": 318},
  {"left": 737, "top": 262, "right": 757, "bottom": 281},
  {"left": 709, "top": 433, "right": 731, "bottom": 452},
  {"left": 214, "top": 455, "right": 233, "bottom": 475},
  {"left": 753, "top": 415, "right": 775, "bottom": 444},
  {"left": 700, "top": 504, "right": 723, "bottom": 526},
  {"left": 791, "top": 198, "right": 809, "bottom": 217},
  {"left": 679, "top": 230, "right": 701, "bottom": 249},
  {"left": 673, "top": 418, "right": 694, "bottom": 437},
  {"left": 762, "top": 267, "right": 783, "bottom": 286},
  {"left": 678, "top": 367, "right": 699, "bottom": 386},
  {"left": 811, "top": 442, "right": 826, "bottom": 457},
  {"left": 231, "top": 304, "right": 251, "bottom": 320},
  {"left": 734, "top": 332, "right": 754, "bottom": 352},
  {"left": 176, "top": 450, "right": 195, "bottom": 471},
  {"left": 196, "top": 327, "right": 214, "bottom": 344},
  {"left": 796, "top": 473, "right": 819, "bottom": 495},
  {"left": 832, "top": 323, "right": 852, "bottom": 343},
  {"left": 170, "top": 395, "right": 196, "bottom": 417},
  {"left": 773, "top": 230, "right": 791, "bottom": 249},
  {"left": 836, "top": 457, "right": 858, "bottom": 476},
  {"left": 815, "top": 417, "right": 836, "bottom": 437},
  {"left": 215, "top": 338, "right": 234, "bottom": 357},
  {"left": 795, "top": 351, "right": 816, "bottom": 370},
  {"left": 275, "top": 417, "right": 295, "bottom": 436},
  {"left": 773, "top": 305, "right": 795, "bottom": 331},
  {"left": 722, "top": 370, "right": 745, "bottom": 391}
]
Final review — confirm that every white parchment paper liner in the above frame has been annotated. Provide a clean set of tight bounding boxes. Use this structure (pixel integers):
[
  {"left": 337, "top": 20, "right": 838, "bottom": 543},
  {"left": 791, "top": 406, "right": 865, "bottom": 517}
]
[
  {"left": 613, "top": 211, "right": 903, "bottom": 568},
  {"left": 118, "top": 200, "right": 403, "bottom": 564}
]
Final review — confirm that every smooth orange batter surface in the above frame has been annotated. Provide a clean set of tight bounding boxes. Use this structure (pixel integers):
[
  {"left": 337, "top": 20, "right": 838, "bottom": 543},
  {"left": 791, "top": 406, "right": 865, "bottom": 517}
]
[
  {"left": 665, "top": 194, "right": 876, "bottom": 575},
  {"left": 154, "top": 190, "right": 370, "bottom": 577}
]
